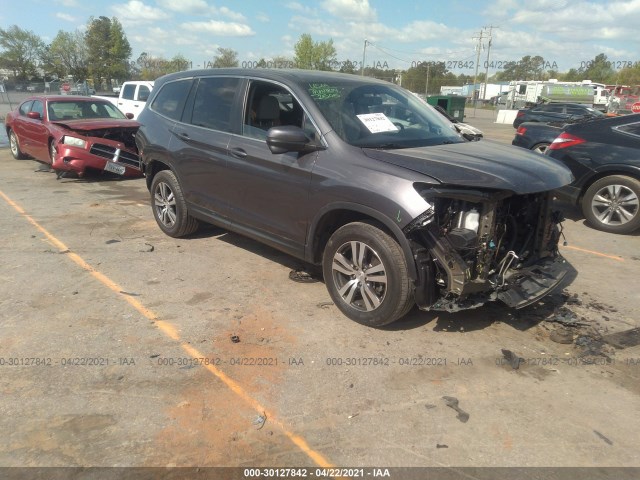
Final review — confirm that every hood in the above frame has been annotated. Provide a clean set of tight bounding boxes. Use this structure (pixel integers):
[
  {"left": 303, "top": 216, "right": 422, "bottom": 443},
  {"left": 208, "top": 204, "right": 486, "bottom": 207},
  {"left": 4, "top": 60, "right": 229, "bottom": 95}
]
[
  {"left": 52, "top": 118, "right": 140, "bottom": 131},
  {"left": 363, "top": 141, "right": 573, "bottom": 194}
]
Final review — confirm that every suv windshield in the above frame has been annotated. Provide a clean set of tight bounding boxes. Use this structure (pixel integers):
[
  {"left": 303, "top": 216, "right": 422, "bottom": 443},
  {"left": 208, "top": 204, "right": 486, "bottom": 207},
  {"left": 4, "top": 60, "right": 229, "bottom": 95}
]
[{"left": 306, "top": 81, "right": 464, "bottom": 148}]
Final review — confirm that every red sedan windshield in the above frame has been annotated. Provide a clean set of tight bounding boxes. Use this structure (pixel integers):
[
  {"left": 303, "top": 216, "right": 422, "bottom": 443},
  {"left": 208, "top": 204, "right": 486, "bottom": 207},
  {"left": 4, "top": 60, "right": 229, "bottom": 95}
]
[{"left": 48, "top": 101, "right": 126, "bottom": 121}]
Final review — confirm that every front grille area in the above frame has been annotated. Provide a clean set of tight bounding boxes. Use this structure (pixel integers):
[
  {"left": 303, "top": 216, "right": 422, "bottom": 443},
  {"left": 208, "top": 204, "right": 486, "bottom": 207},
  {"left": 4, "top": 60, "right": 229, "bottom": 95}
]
[{"left": 89, "top": 143, "right": 141, "bottom": 170}]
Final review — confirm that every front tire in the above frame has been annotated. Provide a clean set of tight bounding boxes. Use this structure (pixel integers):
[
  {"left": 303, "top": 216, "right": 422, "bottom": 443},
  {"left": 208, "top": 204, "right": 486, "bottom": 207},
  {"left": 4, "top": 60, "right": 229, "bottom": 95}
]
[
  {"left": 322, "top": 222, "right": 414, "bottom": 326},
  {"left": 581, "top": 175, "right": 640, "bottom": 234},
  {"left": 9, "top": 130, "right": 27, "bottom": 159},
  {"left": 150, "top": 170, "right": 199, "bottom": 237}
]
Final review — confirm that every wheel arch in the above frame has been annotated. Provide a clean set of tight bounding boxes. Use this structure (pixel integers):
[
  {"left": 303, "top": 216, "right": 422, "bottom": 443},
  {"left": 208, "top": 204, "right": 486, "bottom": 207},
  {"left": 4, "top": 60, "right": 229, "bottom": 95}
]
[
  {"left": 306, "top": 203, "right": 418, "bottom": 281},
  {"left": 577, "top": 166, "right": 640, "bottom": 203},
  {"left": 144, "top": 158, "right": 172, "bottom": 190}
]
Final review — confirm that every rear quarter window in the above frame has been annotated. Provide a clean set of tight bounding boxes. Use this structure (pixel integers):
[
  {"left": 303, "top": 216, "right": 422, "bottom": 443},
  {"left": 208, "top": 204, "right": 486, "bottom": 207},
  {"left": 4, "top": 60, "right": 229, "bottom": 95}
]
[
  {"left": 615, "top": 122, "right": 640, "bottom": 138},
  {"left": 150, "top": 79, "right": 193, "bottom": 121}
]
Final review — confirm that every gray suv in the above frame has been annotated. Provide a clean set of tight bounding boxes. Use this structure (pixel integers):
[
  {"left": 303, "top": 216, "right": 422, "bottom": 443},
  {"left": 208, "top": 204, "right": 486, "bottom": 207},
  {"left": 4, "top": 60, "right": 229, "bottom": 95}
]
[{"left": 136, "top": 69, "right": 573, "bottom": 326}]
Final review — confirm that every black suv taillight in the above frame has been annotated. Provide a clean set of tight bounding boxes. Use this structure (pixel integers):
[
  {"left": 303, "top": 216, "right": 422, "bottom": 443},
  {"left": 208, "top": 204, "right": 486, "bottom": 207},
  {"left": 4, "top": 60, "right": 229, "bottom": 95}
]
[
  {"left": 548, "top": 132, "right": 586, "bottom": 150},
  {"left": 516, "top": 126, "right": 526, "bottom": 136}
]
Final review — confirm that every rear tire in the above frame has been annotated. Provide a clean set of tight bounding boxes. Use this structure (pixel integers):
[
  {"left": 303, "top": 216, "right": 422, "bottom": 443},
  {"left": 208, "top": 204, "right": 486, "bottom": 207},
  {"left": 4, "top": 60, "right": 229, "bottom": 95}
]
[
  {"left": 9, "top": 130, "right": 27, "bottom": 159},
  {"left": 532, "top": 142, "right": 549, "bottom": 154},
  {"left": 322, "top": 222, "right": 414, "bottom": 326},
  {"left": 581, "top": 175, "right": 640, "bottom": 234},
  {"left": 150, "top": 170, "right": 199, "bottom": 237}
]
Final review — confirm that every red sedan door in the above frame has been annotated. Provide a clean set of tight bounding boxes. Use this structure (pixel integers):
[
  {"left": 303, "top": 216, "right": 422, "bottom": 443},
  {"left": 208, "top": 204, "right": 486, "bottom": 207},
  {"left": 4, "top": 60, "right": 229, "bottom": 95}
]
[{"left": 20, "top": 99, "right": 51, "bottom": 161}]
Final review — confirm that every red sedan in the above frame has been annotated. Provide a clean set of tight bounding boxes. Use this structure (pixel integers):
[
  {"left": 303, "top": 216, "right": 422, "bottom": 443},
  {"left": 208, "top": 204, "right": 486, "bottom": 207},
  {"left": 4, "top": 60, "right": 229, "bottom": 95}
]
[{"left": 5, "top": 95, "right": 143, "bottom": 178}]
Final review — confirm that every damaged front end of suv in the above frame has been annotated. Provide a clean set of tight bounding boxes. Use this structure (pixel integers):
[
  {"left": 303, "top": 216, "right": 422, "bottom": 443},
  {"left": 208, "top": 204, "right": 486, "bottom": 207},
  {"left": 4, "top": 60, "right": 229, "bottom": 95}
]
[{"left": 406, "top": 187, "right": 567, "bottom": 313}]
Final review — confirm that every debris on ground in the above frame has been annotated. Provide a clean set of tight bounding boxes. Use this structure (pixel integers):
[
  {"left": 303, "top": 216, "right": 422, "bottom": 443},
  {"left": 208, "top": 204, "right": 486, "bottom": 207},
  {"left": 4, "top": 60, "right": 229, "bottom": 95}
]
[
  {"left": 602, "top": 327, "right": 640, "bottom": 349},
  {"left": 593, "top": 430, "right": 613, "bottom": 445},
  {"left": 230, "top": 335, "right": 240, "bottom": 343},
  {"left": 317, "top": 302, "right": 334, "bottom": 309},
  {"left": 288, "top": 269, "right": 321, "bottom": 283},
  {"left": 105, "top": 239, "right": 121, "bottom": 244},
  {"left": 436, "top": 444, "right": 449, "bottom": 449},
  {"left": 253, "top": 412, "right": 267, "bottom": 430},
  {"left": 139, "top": 242, "right": 154, "bottom": 252},
  {"left": 425, "top": 404, "right": 436, "bottom": 410},
  {"left": 550, "top": 326, "right": 575, "bottom": 344},
  {"left": 442, "top": 396, "right": 469, "bottom": 423},
  {"left": 501, "top": 349, "right": 524, "bottom": 369},
  {"left": 546, "top": 307, "right": 589, "bottom": 327}
]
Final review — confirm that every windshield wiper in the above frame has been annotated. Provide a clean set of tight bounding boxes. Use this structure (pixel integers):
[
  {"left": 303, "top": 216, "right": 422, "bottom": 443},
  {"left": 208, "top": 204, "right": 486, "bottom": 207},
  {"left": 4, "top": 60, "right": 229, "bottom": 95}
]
[{"left": 362, "top": 143, "right": 405, "bottom": 150}]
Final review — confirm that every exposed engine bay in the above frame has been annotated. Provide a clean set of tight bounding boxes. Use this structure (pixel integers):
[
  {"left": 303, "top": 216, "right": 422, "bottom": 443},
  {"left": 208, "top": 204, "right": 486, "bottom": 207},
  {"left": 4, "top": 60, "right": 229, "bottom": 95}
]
[
  {"left": 63, "top": 126, "right": 139, "bottom": 151},
  {"left": 406, "top": 187, "right": 567, "bottom": 312}
]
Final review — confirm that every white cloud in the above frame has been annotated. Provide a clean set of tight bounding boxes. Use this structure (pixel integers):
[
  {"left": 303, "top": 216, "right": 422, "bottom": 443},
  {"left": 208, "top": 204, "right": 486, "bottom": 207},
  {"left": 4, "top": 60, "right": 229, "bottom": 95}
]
[
  {"left": 55, "top": 12, "right": 77, "bottom": 22},
  {"left": 156, "top": 0, "right": 209, "bottom": 14},
  {"left": 321, "top": 0, "right": 376, "bottom": 20},
  {"left": 111, "top": 1, "right": 170, "bottom": 25},
  {"left": 55, "top": 0, "right": 79, "bottom": 6},
  {"left": 154, "top": 1, "right": 246, "bottom": 20},
  {"left": 256, "top": 12, "right": 270, "bottom": 23},
  {"left": 180, "top": 20, "right": 255, "bottom": 36},
  {"left": 218, "top": 6, "right": 246, "bottom": 21}
]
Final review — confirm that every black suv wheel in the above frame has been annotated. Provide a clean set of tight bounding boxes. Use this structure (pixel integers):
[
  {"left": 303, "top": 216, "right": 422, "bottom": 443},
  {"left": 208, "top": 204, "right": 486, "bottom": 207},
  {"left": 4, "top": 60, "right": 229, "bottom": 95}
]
[{"left": 322, "top": 222, "right": 414, "bottom": 326}]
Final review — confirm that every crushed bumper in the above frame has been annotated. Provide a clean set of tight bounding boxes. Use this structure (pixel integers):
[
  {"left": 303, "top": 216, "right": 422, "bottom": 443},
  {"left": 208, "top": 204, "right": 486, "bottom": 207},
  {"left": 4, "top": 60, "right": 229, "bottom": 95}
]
[
  {"left": 53, "top": 144, "right": 143, "bottom": 178},
  {"left": 497, "top": 256, "right": 568, "bottom": 309}
]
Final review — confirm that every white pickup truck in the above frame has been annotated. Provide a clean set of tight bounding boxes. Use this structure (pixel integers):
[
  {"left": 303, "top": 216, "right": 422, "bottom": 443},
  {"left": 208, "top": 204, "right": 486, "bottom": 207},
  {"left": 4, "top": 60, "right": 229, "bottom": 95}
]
[{"left": 94, "top": 81, "right": 154, "bottom": 120}]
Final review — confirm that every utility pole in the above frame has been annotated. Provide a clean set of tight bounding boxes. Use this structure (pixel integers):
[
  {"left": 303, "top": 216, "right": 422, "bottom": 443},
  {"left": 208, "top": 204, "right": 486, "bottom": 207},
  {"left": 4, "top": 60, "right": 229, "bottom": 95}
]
[
  {"left": 472, "top": 29, "right": 484, "bottom": 116},
  {"left": 361, "top": 39, "right": 368, "bottom": 76},
  {"left": 483, "top": 25, "right": 496, "bottom": 107},
  {"left": 425, "top": 63, "right": 430, "bottom": 96}
]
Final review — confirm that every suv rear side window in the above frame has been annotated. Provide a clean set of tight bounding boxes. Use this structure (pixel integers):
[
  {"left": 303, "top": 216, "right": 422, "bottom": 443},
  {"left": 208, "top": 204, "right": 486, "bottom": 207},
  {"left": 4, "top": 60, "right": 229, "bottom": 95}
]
[
  {"left": 150, "top": 79, "right": 193, "bottom": 121},
  {"left": 188, "top": 77, "right": 240, "bottom": 133}
]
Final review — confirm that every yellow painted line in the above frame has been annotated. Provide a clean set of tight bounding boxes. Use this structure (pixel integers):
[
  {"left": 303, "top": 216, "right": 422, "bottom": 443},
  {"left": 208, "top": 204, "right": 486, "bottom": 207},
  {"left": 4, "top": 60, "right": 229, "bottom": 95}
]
[
  {"left": 561, "top": 244, "right": 624, "bottom": 262},
  {"left": 0, "top": 188, "right": 334, "bottom": 468}
]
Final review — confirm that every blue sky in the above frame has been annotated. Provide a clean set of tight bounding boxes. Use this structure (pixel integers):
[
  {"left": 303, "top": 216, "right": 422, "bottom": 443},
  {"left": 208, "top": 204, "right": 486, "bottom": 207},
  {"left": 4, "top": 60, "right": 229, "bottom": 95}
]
[{"left": 3, "top": 0, "right": 640, "bottom": 74}]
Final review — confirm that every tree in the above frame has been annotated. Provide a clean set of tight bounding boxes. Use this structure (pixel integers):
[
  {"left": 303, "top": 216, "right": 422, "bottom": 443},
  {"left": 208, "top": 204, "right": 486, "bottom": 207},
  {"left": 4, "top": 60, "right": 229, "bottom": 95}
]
[
  {"left": 494, "top": 55, "right": 547, "bottom": 81},
  {"left": 212, "top": 47, "right": 239, "bottom": 68},
  {"left": 109, "top": 18, "right": 132, "bottom": 81},
  {"left": 617, "top": 64, "right": 640, "bottom": 85},
  {"left": 401, "top": 61, "right": 452, "bottom": 94},
  {"left": 579, "top": 53, "right": 616, "bottom": 83},
  {"left": 0, "top": 25, "right": 45, "bottom": 79},
  {"left": 85, "top": 16, "right": 132, "bottom": 89},
  {"left": 47, "top": 30, "right": 88, "bottom": 80},
  {"left": 134, "top": 52, "right": 190, "bottom": 80},
  {"left": 293, "top": 34, "right": 337, "bottom": 71}
]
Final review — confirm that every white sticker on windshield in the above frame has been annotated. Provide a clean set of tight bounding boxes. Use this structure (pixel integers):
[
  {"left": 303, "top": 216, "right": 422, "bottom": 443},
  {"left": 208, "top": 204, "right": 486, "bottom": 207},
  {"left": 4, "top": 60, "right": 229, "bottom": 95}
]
[{"left": 356, "top": 113, "right": 399, "bottom": 133}]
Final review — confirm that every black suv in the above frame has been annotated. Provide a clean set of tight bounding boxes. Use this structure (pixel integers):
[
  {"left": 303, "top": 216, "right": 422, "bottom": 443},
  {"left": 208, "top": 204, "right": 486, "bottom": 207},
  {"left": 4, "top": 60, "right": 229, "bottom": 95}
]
[
  {"left": 513, "top": 102, "right": 604, "bottom": 129},
  {"left": 136, "top": 69, "right": 572, "bottom": 326}
]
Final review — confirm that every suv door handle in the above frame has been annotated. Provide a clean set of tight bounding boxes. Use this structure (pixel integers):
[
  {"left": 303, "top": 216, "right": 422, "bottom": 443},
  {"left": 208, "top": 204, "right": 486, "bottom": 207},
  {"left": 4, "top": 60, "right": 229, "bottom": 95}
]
[
  {"left": 230, "top": 147, "right": 247, "bottom": 158},
  {"left": 175, "top": 132, "right": 190, "bottom": 141}
]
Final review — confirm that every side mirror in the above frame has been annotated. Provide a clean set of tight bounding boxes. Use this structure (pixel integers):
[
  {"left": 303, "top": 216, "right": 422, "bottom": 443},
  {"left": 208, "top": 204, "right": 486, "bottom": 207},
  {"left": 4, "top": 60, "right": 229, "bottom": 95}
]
[
  {"left": 27, "top": 111, "right": 41, "bottom": 120},
  {"left": 266, "top": 125, "right": 320, "bottom": 154},
  {"left": 125, "top": 113, "right": 134, "bottom": 119}
]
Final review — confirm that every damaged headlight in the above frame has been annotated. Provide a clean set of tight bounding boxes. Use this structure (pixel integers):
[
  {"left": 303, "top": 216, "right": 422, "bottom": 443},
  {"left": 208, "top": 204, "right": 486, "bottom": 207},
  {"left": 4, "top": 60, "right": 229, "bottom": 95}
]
[{"left": 62, "top": 136, "right": 87, "bottom": 148}]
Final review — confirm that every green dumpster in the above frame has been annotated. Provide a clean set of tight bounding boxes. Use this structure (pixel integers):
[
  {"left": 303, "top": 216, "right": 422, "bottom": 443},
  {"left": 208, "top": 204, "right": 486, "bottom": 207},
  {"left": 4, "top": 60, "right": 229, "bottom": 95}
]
[{"left": 426, "top": 95, "right": 466, "bottom": 122}]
